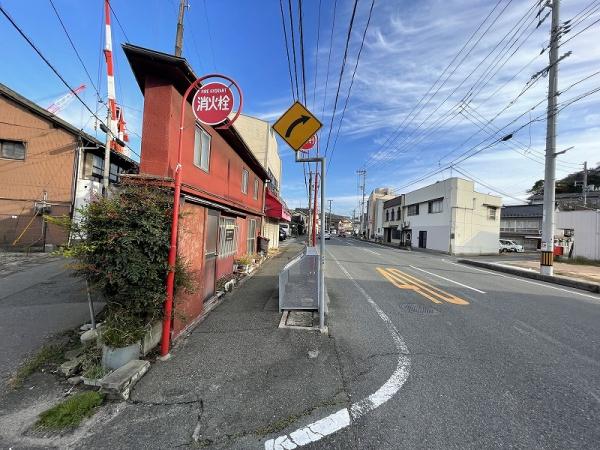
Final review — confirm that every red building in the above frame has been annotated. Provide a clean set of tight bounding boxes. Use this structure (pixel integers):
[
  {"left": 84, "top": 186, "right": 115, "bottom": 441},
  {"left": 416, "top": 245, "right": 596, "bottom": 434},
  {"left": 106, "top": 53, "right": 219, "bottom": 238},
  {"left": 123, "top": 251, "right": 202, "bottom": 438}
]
[{"left": 124, "top": 44, "right": 270, "bottom": 337}]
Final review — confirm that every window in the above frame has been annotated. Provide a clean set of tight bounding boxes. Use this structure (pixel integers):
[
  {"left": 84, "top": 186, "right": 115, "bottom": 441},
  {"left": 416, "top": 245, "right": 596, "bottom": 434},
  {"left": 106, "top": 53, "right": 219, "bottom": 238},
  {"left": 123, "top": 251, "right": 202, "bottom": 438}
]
[
  {"left": 391, "top": 209, "right": 395, "bottom": 221},
  {"left": 428, "top": 198, "right": 443, "bottom": 214},
  {"left": 407, "top": 204, "right": 420, "bottom": 216},
  {"left": 253, "top": 177, "right": 259, "bottom": 200},
  {"left": 385, "top": 210, "right": 389, "bottom": 222},
  {"left": 193, "top": 125, "right": 211, "bottom": 171},
  {"left": 218, "top": 217, "right": 237, "bottom": 257},
  {"left": 247, "top": 218, "right": 257, "bottom": 253},
  {"left": 488, "top": 206, "right": 497, "bottom": 220},
  {"left": 109, "top": 162, "right": 124, "bottom": 182},
  {"left": 397, "top": 207, "right": 401, "bottom": 220},
  {"left": 83, "top": 153, "right": 104, "bottom": 181},
  {"left": 242, "top": 169, "right": 249, "bottom": 194},
  {"left": 1, "top": 140, "right": 26, "bottom": 160}
]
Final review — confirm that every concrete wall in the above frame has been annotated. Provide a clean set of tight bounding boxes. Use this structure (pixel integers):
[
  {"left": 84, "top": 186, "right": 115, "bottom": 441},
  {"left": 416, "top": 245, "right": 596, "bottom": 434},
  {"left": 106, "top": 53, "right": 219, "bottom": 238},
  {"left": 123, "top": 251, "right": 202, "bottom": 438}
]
[{"left": 556, "top": 210, "right": 600, "bottom": 260}]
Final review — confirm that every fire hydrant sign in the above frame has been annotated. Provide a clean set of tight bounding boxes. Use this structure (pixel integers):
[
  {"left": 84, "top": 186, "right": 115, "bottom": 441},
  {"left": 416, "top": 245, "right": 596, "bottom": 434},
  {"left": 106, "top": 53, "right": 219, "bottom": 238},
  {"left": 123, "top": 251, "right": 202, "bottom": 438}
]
[
  {"left": 273, "top": 101, "right": 322, "bottom": 151},
  {"left": 193, "top": 82, "right": 234, "bottom": 126},
  {"left": 301, "top": 134, "right": 317, "bottom": 151}
]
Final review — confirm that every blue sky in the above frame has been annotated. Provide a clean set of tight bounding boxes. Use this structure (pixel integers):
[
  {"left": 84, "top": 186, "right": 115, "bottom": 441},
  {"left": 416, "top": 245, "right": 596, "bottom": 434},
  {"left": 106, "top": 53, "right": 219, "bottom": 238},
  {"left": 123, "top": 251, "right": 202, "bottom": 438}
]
[{"left": 2, "top": 1, "right": 599, "bottom": 216}]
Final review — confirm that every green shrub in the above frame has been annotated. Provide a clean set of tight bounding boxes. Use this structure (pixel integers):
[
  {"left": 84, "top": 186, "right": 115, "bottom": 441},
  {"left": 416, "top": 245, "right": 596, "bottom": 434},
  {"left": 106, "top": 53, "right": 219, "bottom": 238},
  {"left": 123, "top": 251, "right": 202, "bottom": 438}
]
[{"left": 63, "top": 182, "right": 192, "bottom": 347}]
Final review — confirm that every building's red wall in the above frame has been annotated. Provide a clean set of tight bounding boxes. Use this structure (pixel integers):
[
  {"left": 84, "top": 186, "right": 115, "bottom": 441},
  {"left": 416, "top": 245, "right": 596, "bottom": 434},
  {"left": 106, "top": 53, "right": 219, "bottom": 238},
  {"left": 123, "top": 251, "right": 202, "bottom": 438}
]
[
  {"left": 216, "top": 254, "right": 234, "bottom": 281},
  {"left": 140, "top": 77, "right": 264, "bottom": 215},
  {"left": 173, "top": 201, "right": 206, "bottom": 338}
]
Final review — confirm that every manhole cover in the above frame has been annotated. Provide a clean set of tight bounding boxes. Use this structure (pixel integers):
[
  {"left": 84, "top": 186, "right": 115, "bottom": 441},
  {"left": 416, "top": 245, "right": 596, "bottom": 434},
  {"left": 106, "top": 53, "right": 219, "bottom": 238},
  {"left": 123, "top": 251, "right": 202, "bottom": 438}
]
[{"left": 398, "top": 303, "right": 438, "bottom": 314}]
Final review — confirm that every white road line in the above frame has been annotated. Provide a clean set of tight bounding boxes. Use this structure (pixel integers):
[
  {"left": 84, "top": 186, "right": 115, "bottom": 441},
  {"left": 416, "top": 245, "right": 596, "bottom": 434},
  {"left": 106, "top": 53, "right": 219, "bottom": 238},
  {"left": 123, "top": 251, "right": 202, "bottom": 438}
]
[
  {"left": 264, "top": 251, "right": 410, "bottom": 449},
  {"left": 409, "top": 265, "right": 486, "bottom": 294},
  {"left": 442, "top": 259, "right": 600, "bottom": 301}
]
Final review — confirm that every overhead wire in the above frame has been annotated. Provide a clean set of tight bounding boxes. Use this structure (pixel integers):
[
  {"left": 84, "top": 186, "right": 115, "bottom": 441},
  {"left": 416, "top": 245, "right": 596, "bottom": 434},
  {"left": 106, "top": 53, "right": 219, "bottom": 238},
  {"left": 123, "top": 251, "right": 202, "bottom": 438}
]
[
  {"left": 323, "top": 0, "right": 360, "bottom": 157},
  {"left": 287, "top": 0, "right": 301, "bottom": 101},
  {"left": 279, "top": 0, "right": 297, "bottom": 101},
  {"left": 327, "top": 0, "right": 375, "bottom": 170},
  {"left": 366, "top": 1, "right": 546, "bottom": 173},
  {"left": 298, "top": 0, "right": 308, "bottom": 104},
  {"left": 0, "top": 5, "right": 140, "bottom": 159},
  {"left": 364, "top": 0, "right": 512, "bottom": 168}
]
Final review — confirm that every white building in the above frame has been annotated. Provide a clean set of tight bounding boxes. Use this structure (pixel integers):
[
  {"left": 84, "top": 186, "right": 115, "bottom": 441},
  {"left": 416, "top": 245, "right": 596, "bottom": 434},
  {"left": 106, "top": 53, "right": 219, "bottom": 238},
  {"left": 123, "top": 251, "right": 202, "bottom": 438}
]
[
  {"left": 556, "top": 209, "right": 600, "bottom": 260},
  {"left": 366, "top": 187, "right": 395, "bottom": 238},
  {"left": 399, "top": 178, "right": 501, "bottom": 255}
]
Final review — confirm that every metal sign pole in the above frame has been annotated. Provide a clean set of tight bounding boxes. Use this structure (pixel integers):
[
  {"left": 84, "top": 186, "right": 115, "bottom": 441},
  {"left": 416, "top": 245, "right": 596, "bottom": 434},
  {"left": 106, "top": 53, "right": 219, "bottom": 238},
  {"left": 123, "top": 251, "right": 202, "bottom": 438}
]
[{"left": 296, "top": 151, "right": 326, "bottom": 331}]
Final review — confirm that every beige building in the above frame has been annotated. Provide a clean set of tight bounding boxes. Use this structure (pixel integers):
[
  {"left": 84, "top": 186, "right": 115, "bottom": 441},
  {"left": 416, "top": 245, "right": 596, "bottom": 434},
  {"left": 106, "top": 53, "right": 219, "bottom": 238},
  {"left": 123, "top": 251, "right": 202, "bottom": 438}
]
[
  {"left": 234, "top": 114, "right": 287, "bottom": 249},
  {"left": 400, "top": 178, "right": 501, "bottom": 255},
  {"left": 366, "top": 187, "right": 395, "bottom": 238},
  {"left": 0, "top": 83, "right": 136, "bottom": 250}
]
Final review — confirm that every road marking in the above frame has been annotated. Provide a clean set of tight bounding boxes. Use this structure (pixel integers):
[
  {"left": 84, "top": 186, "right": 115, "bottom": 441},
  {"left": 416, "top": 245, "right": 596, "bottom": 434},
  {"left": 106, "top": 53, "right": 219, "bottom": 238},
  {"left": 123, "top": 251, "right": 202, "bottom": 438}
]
[
  {"left": 409, "top": 265, "right": 486, "bottom": 294},
  {"left": 442, "top": 260, "right": 600, "bottom": 301},
  {"left": 264, "top": 252, "right": 410, "bottom": 449},
  {"left": 377, "top": 267, "right": 470, "bottom": 305}
]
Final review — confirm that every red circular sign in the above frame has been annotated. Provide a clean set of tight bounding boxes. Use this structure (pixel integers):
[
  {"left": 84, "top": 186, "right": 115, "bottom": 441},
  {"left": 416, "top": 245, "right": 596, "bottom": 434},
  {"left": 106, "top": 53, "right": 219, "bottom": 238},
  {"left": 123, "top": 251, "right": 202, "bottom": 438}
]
[
  {"left": 192, "top": 82, "right": 235, "bottom": 125},
  {"left": 301, "top": 134, "right": 317, "bottom": 151}
]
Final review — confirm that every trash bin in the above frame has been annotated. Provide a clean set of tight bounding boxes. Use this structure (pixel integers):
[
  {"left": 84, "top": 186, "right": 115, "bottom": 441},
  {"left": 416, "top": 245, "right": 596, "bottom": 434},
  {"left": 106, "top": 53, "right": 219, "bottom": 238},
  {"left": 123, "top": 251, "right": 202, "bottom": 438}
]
[{"left": 258, "top": 236, "right": 270, "bottom": 253}]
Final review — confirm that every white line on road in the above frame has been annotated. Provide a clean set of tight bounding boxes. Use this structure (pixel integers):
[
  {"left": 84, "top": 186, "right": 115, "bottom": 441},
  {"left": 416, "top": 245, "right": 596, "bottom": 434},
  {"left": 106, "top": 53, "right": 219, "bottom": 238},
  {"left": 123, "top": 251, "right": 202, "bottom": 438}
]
[
  {"left": 442, "top": 260, "right": 600, "bottom": 300},
  {"left": 264, "top": 251, "right": 411, "bottom": 449},
  {"left": 409, "top": 265, "right": 486, "bottom": 294}
]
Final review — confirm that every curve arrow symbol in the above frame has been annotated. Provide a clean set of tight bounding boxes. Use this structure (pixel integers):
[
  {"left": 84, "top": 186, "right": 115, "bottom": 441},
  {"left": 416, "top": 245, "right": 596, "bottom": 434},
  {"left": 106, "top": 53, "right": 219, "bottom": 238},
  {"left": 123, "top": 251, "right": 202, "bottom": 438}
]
[{"left": 285, "top": 115, "right": 310, "bottom": 138}]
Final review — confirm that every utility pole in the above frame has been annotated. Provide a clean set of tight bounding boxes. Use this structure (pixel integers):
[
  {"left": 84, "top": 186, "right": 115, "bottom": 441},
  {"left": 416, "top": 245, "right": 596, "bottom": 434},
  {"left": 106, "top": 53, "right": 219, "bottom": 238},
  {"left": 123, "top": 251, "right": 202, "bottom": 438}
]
[
  {"left": 583, "top": 161, "right": 588, "bottom": 206},
  {"left": 541, "top": 0, "right": 560, "bottom": 276},
  {"left": 102, "top": 0, "right": 117, "bottom": 197},
  {"left": 357, "top": 169, "right": 366, "bottom": 236},
  {"left": 308, "top": 172, "right": 313, "bottom": 244},
  {"left": 174, "top": 0, "right": 188, "bottom": 57},
  {"left": 327, "top": 199, "right": 333, "bottom": 232}
]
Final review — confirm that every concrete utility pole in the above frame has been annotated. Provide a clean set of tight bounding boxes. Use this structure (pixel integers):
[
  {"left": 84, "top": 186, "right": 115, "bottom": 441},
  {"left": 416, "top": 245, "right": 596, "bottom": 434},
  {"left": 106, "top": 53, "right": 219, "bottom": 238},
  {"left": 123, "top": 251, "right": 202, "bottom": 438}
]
[
  {"left": 174, "top": 0, "right": 188, "bottom": 57},
  {"left": 583, "top": 161, "right": 588, "bottom": 206},
  {"left": 327, "top": 199, "right": 333, "bottom": 231},
  {"left": 541, "top": 0, "right": 560, "bottom": 276},
  {"left": 308, "top": 172, "right": 313, "bottom": 243},
  {"left": 357, "top": 169, "right": 366, "bottom": 236}
]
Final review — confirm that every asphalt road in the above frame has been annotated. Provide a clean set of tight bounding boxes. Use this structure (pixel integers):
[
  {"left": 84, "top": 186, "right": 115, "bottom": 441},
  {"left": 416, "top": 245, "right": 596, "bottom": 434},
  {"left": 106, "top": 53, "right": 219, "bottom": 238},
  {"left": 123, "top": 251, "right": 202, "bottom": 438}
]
[
  {"left": 307, "top": 237, "right": 600, "bottom": 449},
  {"left": 0, "top": 256, "right": 100, "bottom": 385}
]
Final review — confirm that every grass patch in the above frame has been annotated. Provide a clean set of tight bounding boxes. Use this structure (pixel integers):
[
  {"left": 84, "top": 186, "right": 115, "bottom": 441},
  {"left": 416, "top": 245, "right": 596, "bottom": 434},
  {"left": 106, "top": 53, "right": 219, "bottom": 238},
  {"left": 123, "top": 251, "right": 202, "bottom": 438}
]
[
  {"left": 9, "top": 344, "right": 66, "bottom": 388},
  {"left": 36, "top": 391, "right": 104, "bottom": 430},
  {"left": 557, "top": 256, "right": 600, "bottom": 267}
]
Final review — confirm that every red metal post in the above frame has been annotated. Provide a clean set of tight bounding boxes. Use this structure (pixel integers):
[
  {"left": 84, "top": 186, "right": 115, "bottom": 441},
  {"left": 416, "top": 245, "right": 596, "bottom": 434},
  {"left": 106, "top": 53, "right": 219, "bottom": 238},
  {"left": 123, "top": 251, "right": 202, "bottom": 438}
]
[
  {"left": 160, "top": 74, "right": 242, "bottom": 357},
  {"left": 311, "top": 173, "right": 318, "bottom": 247}
]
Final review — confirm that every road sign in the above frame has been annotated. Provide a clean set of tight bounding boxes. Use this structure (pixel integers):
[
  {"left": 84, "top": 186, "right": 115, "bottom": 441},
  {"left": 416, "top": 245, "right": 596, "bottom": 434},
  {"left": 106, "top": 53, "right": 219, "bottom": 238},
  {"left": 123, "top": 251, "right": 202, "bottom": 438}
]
[
  {"left": 193, "top": 81, "right": 234, "bottom": 125},
  {"left": 301, "top": 134, "right": 317, "bottom": 151},
  {"left": 272, "top": 101, "right": 322, "bottom": 151}
]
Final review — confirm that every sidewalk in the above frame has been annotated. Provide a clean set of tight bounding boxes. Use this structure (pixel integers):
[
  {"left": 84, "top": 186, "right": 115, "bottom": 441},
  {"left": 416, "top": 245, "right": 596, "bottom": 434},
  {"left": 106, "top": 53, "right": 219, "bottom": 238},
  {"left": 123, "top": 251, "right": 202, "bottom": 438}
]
[
  {"left": 501, "top": 259, "right": 600, "bottom": 284},
  {"left": 75, "top": 241, "right": 346, "bottom": 449}
]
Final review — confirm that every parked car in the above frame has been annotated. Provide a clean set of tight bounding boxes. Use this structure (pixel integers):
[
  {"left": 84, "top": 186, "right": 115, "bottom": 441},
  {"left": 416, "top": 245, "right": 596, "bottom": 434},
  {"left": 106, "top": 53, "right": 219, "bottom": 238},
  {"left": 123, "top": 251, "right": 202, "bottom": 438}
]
[
  {"left": 279, "top": 223, "right": 290, "bottom": 238},
  {"left": 319, "top": 231, "right": 331, "bottom": 240},
  {"left": 279, "top": 228, "right": 287, "bottom": 241},
  {"left": 499, "top": 239, "right": 524, "bottom": 253}
]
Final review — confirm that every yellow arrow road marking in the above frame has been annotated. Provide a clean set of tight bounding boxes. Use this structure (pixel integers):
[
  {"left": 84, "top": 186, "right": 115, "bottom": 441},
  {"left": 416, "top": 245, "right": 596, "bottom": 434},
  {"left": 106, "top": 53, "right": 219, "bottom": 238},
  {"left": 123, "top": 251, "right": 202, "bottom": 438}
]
[{"left": 376, "top": 267, "right": 469, "bottom": 306}]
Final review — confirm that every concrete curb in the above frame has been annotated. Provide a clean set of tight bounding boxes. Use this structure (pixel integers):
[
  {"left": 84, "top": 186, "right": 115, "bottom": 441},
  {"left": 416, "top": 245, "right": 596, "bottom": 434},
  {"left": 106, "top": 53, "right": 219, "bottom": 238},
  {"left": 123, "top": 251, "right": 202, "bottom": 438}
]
[{"left": 458, "top": 259, "right": 600, "bottom": 294}]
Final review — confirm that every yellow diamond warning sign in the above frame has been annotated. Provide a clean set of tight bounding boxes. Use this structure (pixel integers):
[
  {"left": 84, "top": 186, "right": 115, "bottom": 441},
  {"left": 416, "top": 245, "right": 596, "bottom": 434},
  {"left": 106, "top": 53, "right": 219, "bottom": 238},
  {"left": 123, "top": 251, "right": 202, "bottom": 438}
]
[{"left": 272, "top": 101, "right": 322, "bottom": 151}]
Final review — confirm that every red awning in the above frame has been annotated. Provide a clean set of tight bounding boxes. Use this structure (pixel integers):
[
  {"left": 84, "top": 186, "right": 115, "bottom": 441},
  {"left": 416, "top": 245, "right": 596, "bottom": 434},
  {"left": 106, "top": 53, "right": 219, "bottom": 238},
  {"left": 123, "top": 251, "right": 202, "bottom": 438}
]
[{"left": 265, "top": 190, "right": 291, "bottom": 221}]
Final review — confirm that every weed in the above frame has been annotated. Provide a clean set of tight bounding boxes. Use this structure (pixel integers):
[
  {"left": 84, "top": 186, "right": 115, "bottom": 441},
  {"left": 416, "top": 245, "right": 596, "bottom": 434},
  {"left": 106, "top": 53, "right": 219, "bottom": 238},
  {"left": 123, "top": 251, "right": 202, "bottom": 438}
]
[
  {"left": 9, "top": 344, "right": 65, "bottom": 388},
  {"left": 36, "top": 391, "right": 104, "bottom": 430}
]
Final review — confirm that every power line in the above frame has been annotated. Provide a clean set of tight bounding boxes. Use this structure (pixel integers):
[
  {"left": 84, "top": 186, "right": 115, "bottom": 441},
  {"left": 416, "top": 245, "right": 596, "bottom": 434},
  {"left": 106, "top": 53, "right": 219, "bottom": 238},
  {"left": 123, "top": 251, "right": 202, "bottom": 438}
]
[
  {"left": 311, "top": 0, "right": 322, "bottom": 112},
  {"left": 298, "top": 0, "right": 308, "bottom": 104},
  {"left": 107, "top": 1, "right": 130, "bottom": 42},
  {"left": 320, "top": 0, "right": 339, "bottom": 137},
  {"left": 287, "top": 0, "right": 301, "bottom": 101},
  {"left": 202, "top": 0, "right": 217, "bottom": 71},
  {"left": 0, "top": 5, "right": 140, "bottom": 159},
  {"left": 279, "top": 0, "right": 296, "bottom": 100},
  {"left": 328, "top": 0, "right": 375, "bottom": 170},
  {"left": 48, "top": 0, "right": 101, "bottom": 100},
  {"left": 364, "top": 0, "right": 511, "bottom": 168},
  {"left": 366, "top": 1, "right": 546, "bottom": 173},
  {"left": 323, "top": 0, "right": 360, "bottom": 157}
]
